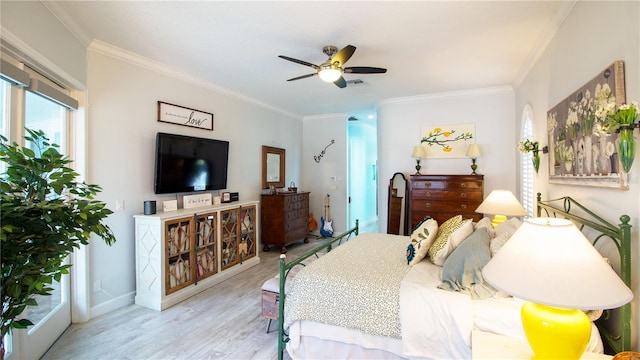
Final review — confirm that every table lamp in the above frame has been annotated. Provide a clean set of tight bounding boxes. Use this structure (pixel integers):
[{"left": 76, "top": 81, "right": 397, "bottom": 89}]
[
  {"left": 465, "top": 144, "right": 482, "bottom": 175},
  {"left": 482, "top": 218, "right": 633, "bottom": 359},
  {"left": 412, "top": 145, "right": 427, "bottom": 175},
  {"left": 475, "top": 189, "right": 528, "bottom": 227}
]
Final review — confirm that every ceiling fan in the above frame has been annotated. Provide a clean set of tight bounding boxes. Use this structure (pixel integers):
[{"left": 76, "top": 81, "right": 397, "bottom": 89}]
[{"left": 278, "top": 45, "right": 387, "bottom": 88}]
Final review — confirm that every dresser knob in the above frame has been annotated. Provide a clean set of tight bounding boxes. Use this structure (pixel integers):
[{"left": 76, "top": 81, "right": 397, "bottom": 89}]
[
  {"left": 425, "top": 192, "right": 431, "bottom": 197},
  {"left": 461, "top": 204, "right": 467, "bottom": 209},
  {"left": 425, "top": 203, "right": 431, "bottom": 208},
  {"left": 461, "top": 183, "right": 467, "bottom": 188},
  {"left": 460, "top": 192, "right": 467, "bottom": 198},
  {"left": 425, "top": 182, "right": 432, "bottom": 188}
]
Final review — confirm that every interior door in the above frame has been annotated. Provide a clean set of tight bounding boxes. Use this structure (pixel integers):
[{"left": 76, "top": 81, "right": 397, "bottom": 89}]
[
  {"left": 9, "top": 268, "right": 71, "bottom": 359},
  {"left": 4, "top": 77, "right": 73, "bottom": 360}
]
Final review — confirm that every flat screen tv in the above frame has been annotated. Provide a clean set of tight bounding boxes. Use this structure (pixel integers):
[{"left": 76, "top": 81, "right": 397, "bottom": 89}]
[{"left": 154, "top": 132, "right": 229, "bottom": 194}]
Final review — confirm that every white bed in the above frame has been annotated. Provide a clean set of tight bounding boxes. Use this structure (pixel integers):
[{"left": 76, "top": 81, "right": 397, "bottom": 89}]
[{"left": 282, "top": 231, "right": 604, "bottom": 359}]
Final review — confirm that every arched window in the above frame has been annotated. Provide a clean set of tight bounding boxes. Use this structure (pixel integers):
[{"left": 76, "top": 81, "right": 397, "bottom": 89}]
[{"left": 521, "top": 105, "right": 535, "bottom": 216}]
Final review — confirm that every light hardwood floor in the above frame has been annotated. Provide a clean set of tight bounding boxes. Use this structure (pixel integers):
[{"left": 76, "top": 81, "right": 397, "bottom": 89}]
[{"left": 42, "top": 223, "right": 378, "bottom": 360}]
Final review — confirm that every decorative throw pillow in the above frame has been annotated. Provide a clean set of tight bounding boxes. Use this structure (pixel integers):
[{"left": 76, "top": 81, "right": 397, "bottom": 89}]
[
  {"left": 474, "top": 217, "right": 496, "bottom": 238},
  {"left": 490, "top": 219, "right": 522, "bottom": 256},
  {"left": 438, "top": 227, "right": 497, "bottom": 299},
  {"left": 428, "top": 215, "right": 473, "bottom": 266},
  {"left": 489, "top": 231, "right": 511, "bottom": 257},
  {"left": 407, "top": 218, "right": 438, "bottom": 265}
]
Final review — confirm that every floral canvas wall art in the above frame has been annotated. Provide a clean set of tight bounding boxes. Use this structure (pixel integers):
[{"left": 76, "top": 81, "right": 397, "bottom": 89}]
[
  {"left": 420, "top": 124, "right": 475, "bottom": 159},
  {"left": 547, "top": 60, "right": 628, "bottom": 189}
]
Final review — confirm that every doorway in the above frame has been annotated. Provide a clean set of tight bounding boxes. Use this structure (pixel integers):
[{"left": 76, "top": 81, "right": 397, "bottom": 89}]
[{"left": 347, "top": 114, "right": 378, "bottom": 231}]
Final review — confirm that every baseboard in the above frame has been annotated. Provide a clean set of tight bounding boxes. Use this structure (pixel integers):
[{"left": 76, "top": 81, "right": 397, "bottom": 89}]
[{"left": 90, "top": 290, "right": 135, "bottom": 319}]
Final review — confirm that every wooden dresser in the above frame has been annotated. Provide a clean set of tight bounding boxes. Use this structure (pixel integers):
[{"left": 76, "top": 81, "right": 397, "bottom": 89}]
[
  {"left": 409, "top": 175, "right": 484, "bottom": 229},
  {"left": 261, "top": 192, "right": 310, "bottom": 253}
]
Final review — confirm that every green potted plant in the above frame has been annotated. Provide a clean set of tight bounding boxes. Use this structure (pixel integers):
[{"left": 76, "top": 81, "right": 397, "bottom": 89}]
[{"left": 0, "top": 129, "right": 116, "bottom": 359}]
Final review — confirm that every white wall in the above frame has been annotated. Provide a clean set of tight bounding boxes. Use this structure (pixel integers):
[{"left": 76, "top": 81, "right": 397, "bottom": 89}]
[
  {"left": 0, "top": 1, "right": 87, "bottom": 89},
  {"left": 377, "top": 87, "right": 516, "bottom": 231},
  {"left": 515, "top": 0, "right": 640, "bottom": 349},
  {"left": 86, "top": 43, "right": 302, "bottom": 313},
  {"left": 302, "top": 114, "right": 348, "bottom": 234}
]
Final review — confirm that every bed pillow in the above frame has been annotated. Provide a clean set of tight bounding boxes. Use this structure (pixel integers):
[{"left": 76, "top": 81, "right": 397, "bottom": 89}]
[
  {"left": 407, "top": 218, "right": 438, "bottom": 266},
  {"left": 438, "top": 227, "right": 497, "bottom": 299},
  {"left": 490, "top": 219, "right": 522, "bottom": 256},
  {"left": 474, "top": 217, "right": 496, "bottom": 238},
  {"left": 427, "top": 216, "right": 473, "bottom": 266}
]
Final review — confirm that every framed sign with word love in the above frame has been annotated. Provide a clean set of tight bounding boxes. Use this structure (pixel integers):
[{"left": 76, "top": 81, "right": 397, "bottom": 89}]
[{"left": 158, "top": 101, "right": 214, "bottom": 130}]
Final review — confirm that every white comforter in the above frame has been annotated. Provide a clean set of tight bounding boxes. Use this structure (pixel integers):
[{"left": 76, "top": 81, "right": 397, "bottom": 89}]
[
  {"left": 400, "top": 259, "right": 473, "bottom": 358},
  {"left": 285, "top": 233, "right": 603, "bottom": 359}
]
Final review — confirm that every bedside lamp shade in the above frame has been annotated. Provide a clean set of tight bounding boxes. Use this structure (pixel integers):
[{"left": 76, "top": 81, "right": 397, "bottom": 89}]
[
  {"left": 412, "top": 145, "right": 427, "bottom": 159},
  {"left": 465, "top": 144, "right": 482, "bottom": 175},
  {"left": 465, "top": 144, "right": 482, "bottom": 158},
  {"left": 482, "top": 217, "right": 633, "bottom": 359},
  {"left": 475, "top": 189, "right": 527, "bottom": 227},
  {"left": 412, "top": 145, "right": 427, "bottom": 175}
]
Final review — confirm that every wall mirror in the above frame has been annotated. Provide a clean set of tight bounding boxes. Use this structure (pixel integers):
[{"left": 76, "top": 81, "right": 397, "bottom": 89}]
[
  {"left": 262, "top": 145, "right": 285, "bottom": 189},
  {"left": 387, "top": 172, "right": 409, "bottom": 235}
]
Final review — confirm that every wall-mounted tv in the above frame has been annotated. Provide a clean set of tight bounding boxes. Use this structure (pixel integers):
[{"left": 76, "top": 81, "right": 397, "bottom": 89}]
[{"left": 154, "top": 132, "right": 229, "bottom": 194}]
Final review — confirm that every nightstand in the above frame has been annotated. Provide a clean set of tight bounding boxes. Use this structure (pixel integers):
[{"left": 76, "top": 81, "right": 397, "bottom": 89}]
[{"left": 472, "top": 330, "right": 612, "bottom": 359}]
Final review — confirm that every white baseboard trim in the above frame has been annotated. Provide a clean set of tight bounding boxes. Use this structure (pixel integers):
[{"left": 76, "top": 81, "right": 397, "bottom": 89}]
[{"left": 90, "top": 291, "right": 135, "bottom": 320}]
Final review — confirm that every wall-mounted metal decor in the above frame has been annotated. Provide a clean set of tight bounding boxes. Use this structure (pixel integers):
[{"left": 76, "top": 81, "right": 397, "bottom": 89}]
[
  {"left": 314, "top": 139, "right": 335, "bottom": 163},
  {"left": 420, "top": 124, "right": 474, "bottom": 158},
  {"left": 547, "top": 61, "right": 627, "bottom": 190},
  {"left": 158, "top": 101, "right": 214, "bottom": 130}
]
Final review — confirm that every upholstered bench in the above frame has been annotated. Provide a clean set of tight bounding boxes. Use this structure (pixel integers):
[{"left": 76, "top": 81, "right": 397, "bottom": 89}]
[
  {"left": 261, "top": 263, "right": 307, "bottom": 333},
  {"left": 261, "top": 276, "right": 281, "bottom": 333}
]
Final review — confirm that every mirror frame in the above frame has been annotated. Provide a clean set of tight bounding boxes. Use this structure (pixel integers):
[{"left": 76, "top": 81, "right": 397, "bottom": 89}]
[
  {"left": 262, "top": 145, "right": 286, "bottom": 189},
  {"left": 387, "top": 172, "right": 410, "bottom": 235}
]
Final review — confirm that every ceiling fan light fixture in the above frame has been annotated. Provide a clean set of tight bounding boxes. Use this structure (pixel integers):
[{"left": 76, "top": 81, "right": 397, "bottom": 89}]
[{"left": 318, "top": 64, "right": 342, "bottom": 82}]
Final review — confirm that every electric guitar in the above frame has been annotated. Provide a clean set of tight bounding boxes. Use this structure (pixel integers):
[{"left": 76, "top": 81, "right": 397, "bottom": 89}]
[{"left": 320, "top": 193, "right": 334, "bottom": 237}]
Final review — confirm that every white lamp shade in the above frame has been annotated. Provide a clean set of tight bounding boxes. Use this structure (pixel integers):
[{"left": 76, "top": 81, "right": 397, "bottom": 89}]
[
  {"left": 482, "top": 218, "right": 633, "bottom": 310},
  {"left": 475, "top": 189, "right": 528, "bottom": 216},
  {"left": 412, "top": 145, "right": 427, "bottom": 158},
  {"left": 466, "top": 144, "right": 482, "bottom": 158}
]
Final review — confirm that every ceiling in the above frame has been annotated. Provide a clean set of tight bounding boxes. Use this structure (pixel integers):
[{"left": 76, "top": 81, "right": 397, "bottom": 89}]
[{"left": 45, "top": 1, "right": 574, "bottom": 120}]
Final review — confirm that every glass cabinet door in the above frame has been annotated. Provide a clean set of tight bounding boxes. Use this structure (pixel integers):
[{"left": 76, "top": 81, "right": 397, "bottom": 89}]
[
  {"left": 239, "top": 205, "right": 257, "bottom": 262},
  {"left": 165, "top": 217, "right": 195, "bottom": 294},
  {"left": 195, "top": 212, "right": 217, "bottom": 281},
  {"left": 220, "top": 209, "right": 239, "bottom": 270}
]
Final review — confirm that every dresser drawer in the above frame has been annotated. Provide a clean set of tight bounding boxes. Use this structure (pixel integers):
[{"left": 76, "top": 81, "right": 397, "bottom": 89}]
[
  {"left": 446, "top": 179, "right": 483, "bottom": 191},
  {"left": 412, "top": 190, "right": 483, "bottom": 201},
  {"left": 413, "top": 199, "right": 479, "bottom": 212},
  {"left": 411, "top": 179, "right": 446, "bottom": 190}
]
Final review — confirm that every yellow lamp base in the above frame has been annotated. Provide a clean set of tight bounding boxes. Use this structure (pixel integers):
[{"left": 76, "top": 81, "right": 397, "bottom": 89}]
[
  {"left": 521, "top": 302, "right": 591, "bottom": 360},
  {"left": 491, "top": 214, "right": 507, "bottom": 227}
]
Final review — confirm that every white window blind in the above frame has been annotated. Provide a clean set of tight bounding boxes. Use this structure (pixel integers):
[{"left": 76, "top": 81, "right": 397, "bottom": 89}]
[{"left": 521, "top": 105, "right": 535, "bottom": 217}]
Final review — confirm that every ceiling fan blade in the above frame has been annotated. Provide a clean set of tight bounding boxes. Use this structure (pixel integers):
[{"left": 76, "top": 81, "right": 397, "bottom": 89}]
[
  {"left": 287, "top": 73, "right": 317, "bottom": 81},
  {"left": 333, "top": 76, "right": 347, "bottom": 88},
  {"left": 278, "top": 55, "right": 319, "bottom": 69},
  {"left": 331, "top": 45, "right": 356, "bottom": 66},
  {"left": 344, "top": 66, "right": 387, "bottom": 74}
]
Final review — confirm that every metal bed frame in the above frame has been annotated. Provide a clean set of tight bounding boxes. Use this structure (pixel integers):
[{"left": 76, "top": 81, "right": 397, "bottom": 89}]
[
  {"left": 274, "top": 194, "right": 633, "bottom": 359},
  {"left": 277, "top": 220, "right": 359, "bottom": 360},
  {"left": 537, "top": 193, "right": 632, "bottom": 353}
]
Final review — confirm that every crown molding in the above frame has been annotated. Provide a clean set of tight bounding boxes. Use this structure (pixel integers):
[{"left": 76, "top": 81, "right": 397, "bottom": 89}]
[
  {"left": 378, "top": 85, "right": 514, "bottom": 106},
  {"left": 512, "top": 1, "right": 577, "bottom": 88},
  {"left": 88, "top": 40, "right": 301, "bottom": 120}
]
